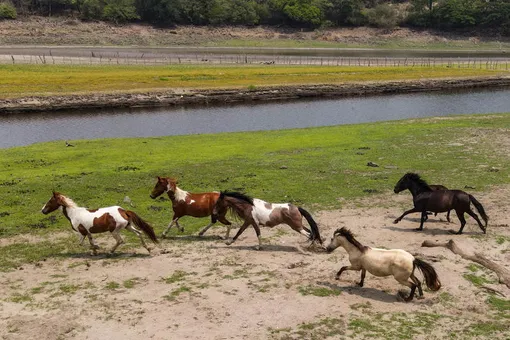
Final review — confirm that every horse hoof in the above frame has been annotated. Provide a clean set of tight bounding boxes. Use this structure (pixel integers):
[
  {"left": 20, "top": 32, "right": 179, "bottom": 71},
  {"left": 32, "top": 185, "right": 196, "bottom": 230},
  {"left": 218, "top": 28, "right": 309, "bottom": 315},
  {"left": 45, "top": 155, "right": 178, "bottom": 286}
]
[
  {"left": 414, "top": 228, "right": 423, "bottom": 232},
  {"left": 225, "top": 240, "right": 233, "bottom": 246},
  {"left": 254, "top": 246, "right": 261, "bottom": 251},
  {"left": 393, "top": 219, "right": 399, "bottom": 224},
  {"left": 449, "top": 230, "right": 462, "bottom": 235},
  {"left": 335, "top": 276, "right": 340, "bottom": 280}
]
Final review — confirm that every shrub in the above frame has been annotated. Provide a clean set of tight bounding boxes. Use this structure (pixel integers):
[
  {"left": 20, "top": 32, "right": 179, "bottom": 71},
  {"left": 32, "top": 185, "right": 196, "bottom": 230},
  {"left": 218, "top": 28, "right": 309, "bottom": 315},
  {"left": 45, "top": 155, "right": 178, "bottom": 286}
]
[
  {"left": 0, "top": 2, "right": 17, "bottom": 20},
  {"left": 366, "top": 3, "right": 399, "bottom": 29},
  {"left": 80, "top": 0, "right": 103, "bottom": 20}
]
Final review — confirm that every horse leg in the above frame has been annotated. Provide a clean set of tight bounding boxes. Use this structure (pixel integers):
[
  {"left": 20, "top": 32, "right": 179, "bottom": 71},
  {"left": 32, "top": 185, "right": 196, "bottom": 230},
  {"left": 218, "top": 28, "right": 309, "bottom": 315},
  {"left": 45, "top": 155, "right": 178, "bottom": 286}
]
[
  {"left": 452, "top": 210, "right": 467, "bottom": 235},
  {"left": 396, "top": 279, "right": 417, "bottom": 302},
  {"left": 446, "top": 210, "right": 452, "bottom": 223},
  {"left": 417, "top": 211, "right": 427, "bottom": 231},
  {"left": 335, "top": 265, "right": 360, "bottom": 281},
  {"left": 218, "top": 216, "right": 233, "bottom": 240},
  {"left": 109, "top": 229, "right": 124, "bottom": 254},
  {"left": 86, "top": 233, "right": 99, "bottom": 255},
  {"left": 358, "top": 269, "right": 367, "bottom": 287},
  {"left": 175, "top": 220, "right": 185, "bottom": 233},
  {"left": 225, "top": 220, "right": 251, "bottom": 246},
  {"left": 410, "top": 273, "right": 423, "bottom": 298},
  {"left": 252, "top": 224, "right": 263, "bottom": 251},
  {"left": 466, "top": 209, "right": 486, "bottom": 233},
  {"left": 162, "top": 217, "right": 178, "bottom": 237},
  {"left": 394, "top": 207, "right": 420, "bottom": 224},
  {"left": 127, "top": 224, "right": 150, "bottom": 253},
  {"left": 198, "top": 221, "right": 214, "bottom": 237}
]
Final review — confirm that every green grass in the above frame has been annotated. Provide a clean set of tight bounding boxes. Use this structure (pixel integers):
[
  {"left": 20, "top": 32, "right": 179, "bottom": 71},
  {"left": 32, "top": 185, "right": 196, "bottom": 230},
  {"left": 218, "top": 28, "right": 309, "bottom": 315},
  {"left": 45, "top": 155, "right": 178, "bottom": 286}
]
[
  {"left": 298, "top": 285, "right": 341, "bottom": 297},
  {"left": 164, "top": 286, "right": 192, "bottom": 301},
  {"left": 0, "top": 64, "right": 505, "bottom": 99},
  {"left": 0, "top": 113, "right": 509, "bottom": 270}
]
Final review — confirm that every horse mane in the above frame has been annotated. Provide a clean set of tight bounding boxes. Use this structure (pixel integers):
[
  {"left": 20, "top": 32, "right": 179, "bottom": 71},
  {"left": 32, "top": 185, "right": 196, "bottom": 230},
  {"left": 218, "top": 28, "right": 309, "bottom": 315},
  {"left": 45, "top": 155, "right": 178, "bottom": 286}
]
[
  {"left": 334, "top": 227, "right": 367, "bottom": 252},
  {"left": 56, "top": 193, "right": 78, "bottom": 208},
  {"left": 220, "top": 191, "right": 254, "bottom": 205},
  {"left": 404, "top": 173, "right": 432, "bottom": 192}
]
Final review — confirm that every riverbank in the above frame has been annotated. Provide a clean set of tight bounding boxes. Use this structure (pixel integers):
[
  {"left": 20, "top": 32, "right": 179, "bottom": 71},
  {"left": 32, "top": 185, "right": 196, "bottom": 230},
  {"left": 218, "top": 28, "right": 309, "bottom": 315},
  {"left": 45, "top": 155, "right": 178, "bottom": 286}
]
[{"left": 1, "top": 70, "right": 510, "bottom": 113}]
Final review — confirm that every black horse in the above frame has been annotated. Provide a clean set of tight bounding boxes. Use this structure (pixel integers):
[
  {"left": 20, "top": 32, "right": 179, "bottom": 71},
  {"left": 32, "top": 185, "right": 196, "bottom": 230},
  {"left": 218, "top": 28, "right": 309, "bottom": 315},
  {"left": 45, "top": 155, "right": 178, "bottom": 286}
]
[
  {"left": 421, "top": 184, "right": 451, "bottom": 222},
  {"left": 393, "top": 173, "right": 488, "bottom": 234}
]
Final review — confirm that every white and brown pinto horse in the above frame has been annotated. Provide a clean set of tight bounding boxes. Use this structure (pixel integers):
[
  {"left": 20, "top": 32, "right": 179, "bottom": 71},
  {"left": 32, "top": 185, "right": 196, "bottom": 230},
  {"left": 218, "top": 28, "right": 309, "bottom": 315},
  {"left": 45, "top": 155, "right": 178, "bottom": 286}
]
[
  {"left": 326, "top": 227, "right": 441, "bottom": 302},
  {"left": 150, "top": 177, "right": 232, "bottom": 238},
  {"left": 212, "top": 191, "right": 322, "bottom": 250},
  {"left": 41, "top": 192, "right": 158, "bottom": 255}
]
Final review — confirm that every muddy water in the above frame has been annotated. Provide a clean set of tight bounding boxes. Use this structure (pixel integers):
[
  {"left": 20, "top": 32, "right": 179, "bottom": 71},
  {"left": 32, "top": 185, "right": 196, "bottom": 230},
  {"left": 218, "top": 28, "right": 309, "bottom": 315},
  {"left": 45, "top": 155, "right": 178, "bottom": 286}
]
[{"left": 1, "top": 88, "right": 509, "bottom": 148}]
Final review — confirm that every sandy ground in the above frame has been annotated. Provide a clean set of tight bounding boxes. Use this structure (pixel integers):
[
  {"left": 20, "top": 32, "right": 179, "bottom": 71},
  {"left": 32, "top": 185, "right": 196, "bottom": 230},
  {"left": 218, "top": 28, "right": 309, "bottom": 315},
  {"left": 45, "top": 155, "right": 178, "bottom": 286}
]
[
  {"left": 1, "top": 17, "right": 508, "bottom": 47},
  {"left": 0, "top": 186, "right": 509, "bottom": 339}
]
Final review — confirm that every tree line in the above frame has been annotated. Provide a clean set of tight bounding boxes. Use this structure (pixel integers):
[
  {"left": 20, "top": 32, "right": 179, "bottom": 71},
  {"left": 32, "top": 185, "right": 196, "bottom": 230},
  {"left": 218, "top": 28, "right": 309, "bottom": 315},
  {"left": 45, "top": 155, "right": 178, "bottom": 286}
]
[{"left": 1, "top": 1, "right": 509, "bottom": 36}]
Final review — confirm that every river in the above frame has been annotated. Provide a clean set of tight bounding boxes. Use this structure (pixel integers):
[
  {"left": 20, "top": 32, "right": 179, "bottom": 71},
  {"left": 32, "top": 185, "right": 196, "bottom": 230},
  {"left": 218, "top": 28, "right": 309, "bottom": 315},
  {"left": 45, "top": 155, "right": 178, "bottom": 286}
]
[{"left": 1, "top": 88, "right": 509, "bottom": 148}]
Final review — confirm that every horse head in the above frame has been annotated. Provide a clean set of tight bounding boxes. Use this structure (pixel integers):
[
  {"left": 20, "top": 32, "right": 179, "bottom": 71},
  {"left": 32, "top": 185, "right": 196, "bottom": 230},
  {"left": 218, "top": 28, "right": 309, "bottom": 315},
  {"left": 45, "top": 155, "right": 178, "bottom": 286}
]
[
  {"left": 394, "top": 173, "right": 416, "bottom": 193},
  {"left": 326, "top": 227, "right": 365, "bottom": 253},
  {"left": 212, "top": 191, "right": 253, "bottom": 220},
  {"left": 150, "top": 177, "right": 177, "bottom": 199},
  {"left": 41, "top": 191, "right": 64, "bottom": 214}
]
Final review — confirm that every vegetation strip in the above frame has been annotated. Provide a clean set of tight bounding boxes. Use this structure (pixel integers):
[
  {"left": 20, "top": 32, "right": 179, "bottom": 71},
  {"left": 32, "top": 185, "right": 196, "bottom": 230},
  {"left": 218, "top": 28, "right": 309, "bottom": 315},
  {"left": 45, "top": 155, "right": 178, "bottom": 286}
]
[{"left": 1, "top": 73, "right": 509, "bottom": 113}]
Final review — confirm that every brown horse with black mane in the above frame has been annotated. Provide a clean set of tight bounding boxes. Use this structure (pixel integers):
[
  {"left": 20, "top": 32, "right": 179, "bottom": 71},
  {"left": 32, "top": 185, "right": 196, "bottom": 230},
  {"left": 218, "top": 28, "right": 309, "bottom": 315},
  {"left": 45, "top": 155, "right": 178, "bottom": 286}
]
[
  {"left": 212, "top": 191, "right": 322, "bottom": 250},
  {"left": 150, "top": 177, "right": 232, "bottom": 238},
  {"left": 393, "top": 173, "right": 488, "bottom": 234}
]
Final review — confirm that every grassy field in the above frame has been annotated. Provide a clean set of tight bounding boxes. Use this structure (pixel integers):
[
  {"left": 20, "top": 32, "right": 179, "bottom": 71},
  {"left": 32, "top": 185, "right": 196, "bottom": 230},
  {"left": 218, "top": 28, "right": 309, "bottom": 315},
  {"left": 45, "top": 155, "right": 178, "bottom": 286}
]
[
  {"left": 0, "top": 64, "right": 506, "bottom": 99},
  {"left": 0, "top": 113, "right": 509, "bottom": 270}
]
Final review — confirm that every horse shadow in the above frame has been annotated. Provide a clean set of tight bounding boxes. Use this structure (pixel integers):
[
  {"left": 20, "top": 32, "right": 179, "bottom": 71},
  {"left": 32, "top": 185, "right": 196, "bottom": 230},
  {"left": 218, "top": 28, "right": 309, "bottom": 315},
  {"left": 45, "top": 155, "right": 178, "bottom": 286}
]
[
  {"left": 52, "top": 251, "right": 151, "bottom": 260},
  {"left": 383, "top": 225, "right": 480, "bottom": 236},
  {"left": 210, "top": 243, "right": 306, "bottom": 254},
  {"left": 316, "top": 280, "right": 400, "bottom": 303},
  {"left": 161, "top": 235, "right": 224, "bottom": 242}
]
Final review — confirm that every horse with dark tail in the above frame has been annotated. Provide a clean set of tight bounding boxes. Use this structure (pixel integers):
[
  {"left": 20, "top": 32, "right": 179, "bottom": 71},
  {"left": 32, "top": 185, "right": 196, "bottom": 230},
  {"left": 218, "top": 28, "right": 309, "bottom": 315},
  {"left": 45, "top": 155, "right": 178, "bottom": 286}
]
[{"left": 298, "top": 207, "right": 322, "bottom": 245}]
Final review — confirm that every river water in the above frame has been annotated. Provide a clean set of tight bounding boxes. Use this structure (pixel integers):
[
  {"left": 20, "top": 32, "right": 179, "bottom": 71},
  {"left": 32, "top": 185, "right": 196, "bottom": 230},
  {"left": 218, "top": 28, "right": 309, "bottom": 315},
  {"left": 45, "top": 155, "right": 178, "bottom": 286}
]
[{"left": 1, "top": 88, "right": 509, "bottom": 148}]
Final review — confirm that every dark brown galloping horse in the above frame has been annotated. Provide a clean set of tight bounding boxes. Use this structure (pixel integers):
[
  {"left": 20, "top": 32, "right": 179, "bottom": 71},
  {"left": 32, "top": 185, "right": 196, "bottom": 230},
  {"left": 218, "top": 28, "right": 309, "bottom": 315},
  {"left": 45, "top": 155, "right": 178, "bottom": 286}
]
[
  {"left": 419, "top": 184, "right": 451, "bottom": 222},
  {"left": 150, "top": 177, "right": 232, "bottom": 238},
  {"left": 212, "top": 191, "right": 322, "bottom": 250},
  {"left": 393, "top": 173, "right": 488, "bottom": 234}
]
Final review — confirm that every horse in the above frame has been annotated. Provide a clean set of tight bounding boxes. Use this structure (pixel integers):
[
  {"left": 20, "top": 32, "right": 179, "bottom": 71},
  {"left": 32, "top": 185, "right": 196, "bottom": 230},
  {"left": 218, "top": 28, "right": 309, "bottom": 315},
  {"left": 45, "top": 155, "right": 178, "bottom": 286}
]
[
  {"left": 150, "top": 177, "right": 232, "bottom": 238},
  {"left": 393, "top": 173, "right": 488, "bottom": 234},
  {"left": 326, "top": 227, "right": 441, "bottom": 302},
  {"left": 212, "top": 191, "right": 322, "bottom": 250},
  {"left": 41, "top": 191, "right": 158, "bottom": 255},
  {"left": 416, "top": 184, "right": 451, "bottom": 222}
]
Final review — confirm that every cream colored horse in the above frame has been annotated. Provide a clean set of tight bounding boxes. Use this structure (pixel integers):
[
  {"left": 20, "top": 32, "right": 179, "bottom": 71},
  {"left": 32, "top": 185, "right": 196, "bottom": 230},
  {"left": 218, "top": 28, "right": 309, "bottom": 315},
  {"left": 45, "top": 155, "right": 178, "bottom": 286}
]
[{"left": 326, "top": 227, "right": 441, "bottom": 301}]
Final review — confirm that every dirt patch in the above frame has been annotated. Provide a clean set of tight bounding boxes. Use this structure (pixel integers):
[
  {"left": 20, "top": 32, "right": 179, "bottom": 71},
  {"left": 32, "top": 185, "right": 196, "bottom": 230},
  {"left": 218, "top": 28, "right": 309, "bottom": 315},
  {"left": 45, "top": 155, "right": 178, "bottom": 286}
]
[
  {"left": 2, "top": 76, "right": 510, "bottom": 114},
  {"left": 1, "top": 187, "right": 508, "bottom": 339},
  {"left": 0, "top": 17, "right": 508, "bottom": 46}
]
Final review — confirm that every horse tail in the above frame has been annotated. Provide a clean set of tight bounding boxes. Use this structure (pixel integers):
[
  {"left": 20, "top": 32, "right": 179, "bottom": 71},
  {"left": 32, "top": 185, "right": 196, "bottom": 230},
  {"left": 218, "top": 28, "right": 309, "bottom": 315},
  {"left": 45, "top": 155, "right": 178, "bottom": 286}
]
[
  {"left": 413, "top": 258, "right": 441, "bottom": 291},
  {"left": 298, "top": 207, "right": 322, "bottom": 245},
  {"left": 126, "top": 210, "right": 158, "bottom": 244},
  {"left": 469, "top": 194, "right": 489, "bottom": 227}
]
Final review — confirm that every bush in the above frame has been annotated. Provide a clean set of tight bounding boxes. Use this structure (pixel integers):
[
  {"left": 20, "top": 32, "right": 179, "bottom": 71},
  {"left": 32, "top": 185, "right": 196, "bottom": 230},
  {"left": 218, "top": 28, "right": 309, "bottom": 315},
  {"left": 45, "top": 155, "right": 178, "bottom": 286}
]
[
  {"left": 0, "top": 2, "right": 17, "bottom": 20},
  {"left": 102, "top": 0, "right": 139, "bottom": 23},
  {"left": 366, "top": 3, "right": 399, "bottom": 29},
  {"left": 80, "top": 0, "right": 103, "bottom": 20}
]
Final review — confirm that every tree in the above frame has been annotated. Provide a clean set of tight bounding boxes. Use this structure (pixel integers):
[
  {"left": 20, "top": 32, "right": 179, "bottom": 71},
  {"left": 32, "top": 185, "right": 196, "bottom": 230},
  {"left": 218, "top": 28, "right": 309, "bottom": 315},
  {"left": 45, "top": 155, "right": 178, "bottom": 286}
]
[
  {"left": 135, "top": 0, "right": 181, "bottom": 25},
  {"left": 102, "top": 0, "right": 139, "bottom": 23},
  {"left": 325, "top": 0, "right": 364, "bottom": 26}
]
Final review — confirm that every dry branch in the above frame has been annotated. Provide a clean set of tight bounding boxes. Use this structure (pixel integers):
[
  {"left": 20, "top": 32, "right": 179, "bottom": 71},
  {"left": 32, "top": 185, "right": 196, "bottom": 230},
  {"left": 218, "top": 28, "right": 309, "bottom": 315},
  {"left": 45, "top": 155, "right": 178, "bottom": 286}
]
[{"left": 422, "top": 239, "right": 510, "bottom": 289}]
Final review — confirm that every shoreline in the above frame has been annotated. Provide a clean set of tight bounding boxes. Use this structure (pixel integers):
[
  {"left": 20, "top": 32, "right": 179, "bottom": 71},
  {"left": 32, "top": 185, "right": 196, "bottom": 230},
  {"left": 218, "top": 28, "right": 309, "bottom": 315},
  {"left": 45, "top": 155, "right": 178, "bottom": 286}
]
[{"left": 2, "top": 76, "right": 510, "bottom": 114}]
